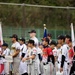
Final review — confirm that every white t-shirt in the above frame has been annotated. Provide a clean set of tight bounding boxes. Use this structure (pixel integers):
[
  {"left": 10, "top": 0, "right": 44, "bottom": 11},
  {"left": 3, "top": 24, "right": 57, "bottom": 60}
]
[
  {"left": 19, "top": 44, "right": 27, "bottom": 57},
  {"left": 2, "top": 48, "right": 10, "bottom": 56}
]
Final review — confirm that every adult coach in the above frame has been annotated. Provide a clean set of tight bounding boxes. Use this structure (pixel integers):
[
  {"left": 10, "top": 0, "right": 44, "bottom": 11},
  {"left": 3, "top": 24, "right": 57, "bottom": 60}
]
[{"left": 10, "top": 34, "right": 20, "bottom": 75}]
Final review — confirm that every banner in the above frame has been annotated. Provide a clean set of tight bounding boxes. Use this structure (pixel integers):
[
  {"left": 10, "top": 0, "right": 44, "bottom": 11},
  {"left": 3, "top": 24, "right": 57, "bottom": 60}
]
[
  {"left": 43, "top": 24, "right": 47, "bottom": 38},
  {"left": 0, "top": 22, "right": 3, "bottom": 46}
]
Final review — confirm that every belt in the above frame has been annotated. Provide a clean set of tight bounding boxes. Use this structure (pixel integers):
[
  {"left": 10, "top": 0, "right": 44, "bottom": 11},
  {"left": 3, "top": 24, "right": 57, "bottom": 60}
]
[
  {"left": 65, "top": 60, "right": 67, "bottom": 62},
  {"left": 43, "top": 62, "right": 48, "bottom": 65},
  {"left": 58, "top": 61, "right": 61, "bottom": 63}
]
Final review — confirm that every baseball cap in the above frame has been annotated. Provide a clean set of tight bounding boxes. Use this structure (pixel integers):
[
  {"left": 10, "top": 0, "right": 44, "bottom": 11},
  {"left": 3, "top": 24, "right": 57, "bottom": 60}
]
[
  {"left": 10, "top": 34, "right": 18, "bottom": 39},
  {"left": 57, "top": 35, "right": 65, "bottom": 40},
  {"left": 2, "top": 43, "right": 8, "bottom": 47},
  {"left": 28, "top": 30, "right": 36, "bottom": 33},
  {"left": 19, "top": 38, "right": 25, "bottom": 43}
]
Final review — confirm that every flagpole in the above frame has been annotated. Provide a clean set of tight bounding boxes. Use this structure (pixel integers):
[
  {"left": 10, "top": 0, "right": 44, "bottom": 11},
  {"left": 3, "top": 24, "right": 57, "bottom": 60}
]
[{"left": 71, "top": 23, "right": 75, "bottom": 47}]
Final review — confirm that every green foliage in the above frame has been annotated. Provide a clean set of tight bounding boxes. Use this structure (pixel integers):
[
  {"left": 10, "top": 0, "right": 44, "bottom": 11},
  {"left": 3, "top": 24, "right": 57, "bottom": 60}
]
[{"left": 0, "top": 0, "right": 75, "bottom": 29}]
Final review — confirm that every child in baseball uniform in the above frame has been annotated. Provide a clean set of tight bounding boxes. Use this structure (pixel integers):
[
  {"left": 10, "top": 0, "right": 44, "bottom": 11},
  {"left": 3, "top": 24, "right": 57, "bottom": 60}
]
[
  {"left": 2, "top": 43, "right": 10, "bottom": 75},
  {"left": 22, "top": 40, "right": 39, "bottom": 75},
  {"left": 19, "top": 38, "right": 28, "bottom": 75}
]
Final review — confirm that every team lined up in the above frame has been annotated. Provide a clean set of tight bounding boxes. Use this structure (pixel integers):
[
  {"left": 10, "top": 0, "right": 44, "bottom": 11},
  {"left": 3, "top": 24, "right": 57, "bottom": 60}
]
[{"left": 0, "top": 30, "right": 75, "bottom": 75}]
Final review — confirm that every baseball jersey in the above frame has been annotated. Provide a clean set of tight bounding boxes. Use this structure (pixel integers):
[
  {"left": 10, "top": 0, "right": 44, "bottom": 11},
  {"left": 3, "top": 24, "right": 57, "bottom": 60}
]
[
  {"left": 68, "top": 48, "right": 74, "bottom": 63},
  {"left": 19, "top": 44, "right": 27, "bottom": 58},
  {"left": 19, "top": 44, "right": 28, "bottom": 74},
  {"left": 2, "top": 48, "right": 10, "bottom": 56},
  {"left": 62, "top": 44, "right": 69, "bottom": 61},
  {"left": 10, "top": 42, "right": 20, "bottom": 62},
  {"left": 57, "top": 46, "right": 62, "bottom": 62},
  {"left": 53, "top": 47, "right": 58, "bottom": 57},
  {"left": 42, "top": 47, "right": 53, "bottom": 63},
  {"left": 26, "top": 47, "right": 39, "bottom": 63},
  {"left": 30, "top": 37, "right": 39, "bottom": 47}
]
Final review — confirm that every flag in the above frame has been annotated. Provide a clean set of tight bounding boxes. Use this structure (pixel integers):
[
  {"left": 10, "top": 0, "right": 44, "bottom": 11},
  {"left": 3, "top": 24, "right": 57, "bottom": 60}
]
[
  {"left": 71, "top": 23, "right": 75, "bottom": 47},
  {"left": 43, "top": 24, "right": 47, "bottom": 38},
  {"left": 0, "top": 22, "right": 3, "bottom": 46},
  {"left": 0, "top": 64, "right": 4, "bottom": 74}
]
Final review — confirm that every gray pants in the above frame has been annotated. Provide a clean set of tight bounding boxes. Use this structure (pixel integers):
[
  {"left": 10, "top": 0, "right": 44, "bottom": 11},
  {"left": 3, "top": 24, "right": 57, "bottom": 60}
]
[
  {"left": 42, "top": 62, "right": 54, "bottom": 75},
  {"left": 12, "top": 62, "right": 20, "bottom": 75},
  {"left": 28, "top": 62, "right": 39, "bottom": 75}
]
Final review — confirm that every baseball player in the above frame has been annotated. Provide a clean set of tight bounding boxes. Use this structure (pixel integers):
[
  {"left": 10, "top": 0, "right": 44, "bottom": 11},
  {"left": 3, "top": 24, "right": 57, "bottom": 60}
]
[
  {"left": 60, "top": 35, "right": 71, "bottom": 75},
  {"left": 70, "top": 46, "right": 75, "bottom": 75},
  {"left": 22, "top": 40, "right": 39, "bottom": 75},
  {"left": 10, "top": 34, "right": 20, "bottom": 75},
  {"left": 2, "top": 43, "right": 10, "bottom": 75},
  {"left": 19, "top": 38, "right": 28, "bottom": 75},
  {"left": 28, "top": 30, "right": 39, "bottom": 47},
  {"left": 42, "top": 38, "right": 56, "bottom": 75},
  {"left": 66, "top": 35, "right": 74, "bottom": 75},
  {"left": 57, "top": 35, "right": 65, "bottom": 72},
  {"left": 28, "top": 30, "right": 41, "bottom": 75}
]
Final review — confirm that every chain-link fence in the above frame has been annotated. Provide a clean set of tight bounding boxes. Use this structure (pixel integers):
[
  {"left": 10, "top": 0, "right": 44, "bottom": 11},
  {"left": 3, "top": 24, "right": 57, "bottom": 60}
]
[{"left": 0, "top": 3, "right": 75, "bottom": 47}]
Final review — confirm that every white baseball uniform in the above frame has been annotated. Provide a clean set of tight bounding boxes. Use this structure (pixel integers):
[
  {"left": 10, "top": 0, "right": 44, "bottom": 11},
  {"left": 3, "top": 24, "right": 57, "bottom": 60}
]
[
  {"left": 19, "top": 44, "right": 28, "bottom": 75},
  {"left": 26, "top": 47, "right": 39, "bottom": 75},
  {"left": 30, "top": 37, "right": 41, "bottom": 74},
  {"left": 61, "top": 44, "right": 69, "bottom": 75},
  {"left": 2, "top": 48, "right": 10, "bottom": 75}
]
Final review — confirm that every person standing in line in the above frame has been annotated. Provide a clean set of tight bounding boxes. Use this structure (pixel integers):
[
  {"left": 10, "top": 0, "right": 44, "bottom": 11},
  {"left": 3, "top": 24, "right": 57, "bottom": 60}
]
[
  {"left": 57, "top": 35, "right": 65, "bottom": 72},
  {"left": 42, "top": 38, "right": 56, "bottom": 75},
  {"left": 28, "top": 30, "right": 41, "bottom": 75},
  {"left": 10, "top": 34, "right": 20, "bottom": 75},
  {"left": 56, "top": 42, "right": 62, "bottom": 72},
  {"left": 60, "top": 35, "right": 71, "bottom": 75},
  {"left": 2, "top": 43, "right": 10, "bottom": 75},
  {"left": 19, "top": 38, "right": 28, "bottom": 75},
  {"left": 28, "top": 30, "right": 39, "bottom": 47},
  {"left": 69, "top": 46, "right": 75, "bottom": 75},
  {"left": 67, "top": 38, "right": 74, "bottom": 75},
  {"left": 22, "top": 40, "right": 39, "bottom": 75}
]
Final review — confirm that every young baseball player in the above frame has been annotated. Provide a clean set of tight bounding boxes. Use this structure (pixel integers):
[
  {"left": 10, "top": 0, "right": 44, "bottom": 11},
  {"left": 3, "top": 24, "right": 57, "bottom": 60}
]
[
  {"left": 42, "top": 38, "right": 56, "bottom": 75},
  {"left": 57, "top": 35, "right": 65, "bottom": 71},
  {"left": 2, "top": 43, "right": 10, "bottom": 75},
  {"left": 19, "top": 38, "right": 28, "bottom": 75},
  {"left": 22, "top": 40, "right": 39, "bottom": 75},
  {"left": 60, "top": 35, "right": 70, "bottom": 75},
  {"left": 66, "top": 35, "right": 74, "bottom": 75},
  {"left": 70, "top": 46, "right": 75, "bottom": 75},
  {"left": 28, "top": 30, "right": 41, "bottom": 75}
]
